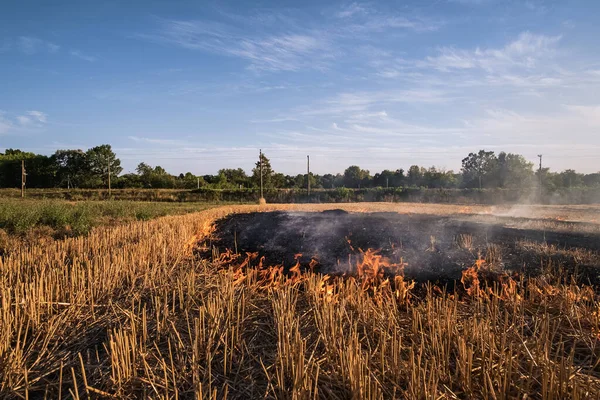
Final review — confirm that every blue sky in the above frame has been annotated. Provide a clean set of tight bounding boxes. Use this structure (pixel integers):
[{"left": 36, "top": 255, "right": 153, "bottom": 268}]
[{"left": 1, "top": 0, "right": 599, "bottom": 175}]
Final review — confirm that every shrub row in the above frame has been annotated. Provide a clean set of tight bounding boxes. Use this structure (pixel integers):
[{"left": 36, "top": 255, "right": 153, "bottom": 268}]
[{"left": 2, "top": 187, "right": 599, "bottom": 204}]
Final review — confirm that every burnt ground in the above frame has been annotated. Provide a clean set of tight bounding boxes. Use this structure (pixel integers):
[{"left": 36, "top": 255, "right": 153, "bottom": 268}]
[{"left": 206, "top": 210, "right": 600, "bottom": 285}]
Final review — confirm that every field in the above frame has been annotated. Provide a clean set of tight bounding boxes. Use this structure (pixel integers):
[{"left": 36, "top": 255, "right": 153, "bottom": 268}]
[
  {"left": 0, "top": 199, "right": 220, "bottom": 239},
  {"left": 1, "top": 202, "right": 600, "bottom": 399}
]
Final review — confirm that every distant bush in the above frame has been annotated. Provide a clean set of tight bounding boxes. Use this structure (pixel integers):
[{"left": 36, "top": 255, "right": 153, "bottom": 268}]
[{"left": 1, "top": 187, "right": 599, "bottom": 204}]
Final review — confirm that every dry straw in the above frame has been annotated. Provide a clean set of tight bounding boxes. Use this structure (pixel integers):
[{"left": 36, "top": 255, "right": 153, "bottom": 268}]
[{"left": 1, "top": 204, "right": 599, "bottom": 399}]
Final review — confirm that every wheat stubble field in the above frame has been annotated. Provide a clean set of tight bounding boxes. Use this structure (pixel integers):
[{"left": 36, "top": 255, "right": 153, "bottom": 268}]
[{"left": 1, "top": 202, "right": 600, "bottom": 399}]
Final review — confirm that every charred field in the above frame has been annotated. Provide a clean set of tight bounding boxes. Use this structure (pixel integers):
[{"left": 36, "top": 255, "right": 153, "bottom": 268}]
[
  {"left": 205, "top": 209, "right": 600, "bottom": 285},
  {"left": 2, "top": 203, "right": 600, "bottom": 399}
]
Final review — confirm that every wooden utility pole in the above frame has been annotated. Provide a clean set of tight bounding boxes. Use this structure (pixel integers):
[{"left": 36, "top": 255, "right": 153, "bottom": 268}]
[
  {"left": 21, "top": 160, "right": 26, "bottom": 198},
  {"left": 259, "top": 149, "right": 263, "bottom": 199},
  {"left": 307, "top": 155, "right": 310, "bottom": 196},
  {"left": 108, "top": 160, "right": 111, "bottom": 197},
  {"left": 538, "top": 154, "right": 543, "bottom": 202}
]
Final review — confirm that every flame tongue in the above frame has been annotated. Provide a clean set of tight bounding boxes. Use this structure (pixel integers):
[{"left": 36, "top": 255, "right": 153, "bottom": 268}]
[
  {"left": 289, "top": 253, "right": 302, "bottom": 279},
  {"left": 461, "top": 255, "right": 485, "bottom": 296},
  {"left": 356, "top": 248, "right": 407, "bottom": 280},
  {"left": 221, "top": 245, "right": 414, "bottom": 304}
]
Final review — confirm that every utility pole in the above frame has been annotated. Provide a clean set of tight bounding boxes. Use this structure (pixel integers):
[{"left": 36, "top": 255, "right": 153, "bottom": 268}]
[
  {"left": 386, "top": 177, "right": 389, "bottom": 189},
  {"left": 108, "top": 160, "right": 111, "bottom": 197},
  {"left": 197, "top": 177, "right": 200, "bottom": 189},
  {"left": 307, "top": 155, "right": 310, "bottom": 196},
  {"left": 537, "top": 154, "right": 543, "bottom": 202},
  {"left": 21, "top": 160, "right": 26, "bottom": 198},
  {"left": 259, "top": 149, "right": 264, "bottom": 199}
]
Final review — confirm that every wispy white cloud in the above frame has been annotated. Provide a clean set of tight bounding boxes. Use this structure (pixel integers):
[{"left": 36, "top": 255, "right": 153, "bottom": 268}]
[
  {"left": 249, "top": 117, "right": 300, "bottom": 123},
  {"left": 342, "top": 15, "right": 439, "bottom": 34},
  {"left": 369, "top": 31, "right": 579, "bottom": 97},
  {"left": 331, "top": 2, "right": 440, "bottom": 33},
  {"left": 140, "top": 4, "right": 439, "bottom": 72},
  {"left": 15, "top": 110, "right": 48, "bottom": 127},
  {"left": 0, "top": 110, "right": 48, "bottom": 135},
  {"left": 142, "top": 19, "right": 332, "bottom": 72},
  {"left": 464, "top": 105, "right": 600, "bottom": 149},
  {"left": 423, "top": 32, "right": 562, "bottom": 72},
  {"left": 252, "top": 102, "right": 600, "bottom": 173},
  {"left": 16, "top": 116, "right": 31, "bottom": 125},
  {"left": 27, "top": 110, "right": 47, "bottom": 123},
  {"left": 335, "top": 3, "right": 368, "bottom": 19},
  {"left": 128, "top": 136, "right": 188, "bottom": 146},
  {"left": 0, "top": 112, "right": 13, "bottom": 135},
  {"left": 17, "top": 36, "right": 60, "bottom": 55},
  {"left": 448, "top": 0, "right": 494, "bottom": 4},
  {"left": 70, "top": 50, "right": 97, "bottom": 62},
  {"left": 302, "top": 88, "right": 451, "bottom": 115}
]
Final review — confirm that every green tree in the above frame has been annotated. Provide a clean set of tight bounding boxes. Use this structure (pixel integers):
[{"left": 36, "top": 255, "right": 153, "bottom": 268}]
[
  {"left": 559, "top": 169, "right": 584, "bottom": 188},
  {"left": 343, "top": 166, "right": 370, "bottom": 188},
  {"left": 136, "top": 162, "right": 153, "bottom": 176},
  {"left": 252, "top": 152, "right": 276, "bottom": 188},
  {"left": 0, "top": 149, "right": 55, "bottom": 188},
  {"left": 321, "top": 174, "right": 336, "bottom": 188},
  {"left": 85, "top": 144, "right": 122, "bottom": 188},
  {"left": 373, "top": 170, "right": 394, "bottom": 187},
  {"left": 583, "top": 173, "right": 600, "bottom": 187},
  {"left": 52, "top": 149, "right": 87, "bottom": 188},
  {"left": 496, "top": 152, "right": 534, "bottom": 188},
  {"left": 407, "top": 165, "right": 425, "bottom": 187},
  {"left": 272, "top": 172, "right": 287, "bottom": 188},
  {"left": 135, "top": 162, "right": 176, "bottom": 188},
  {"left": 219, "top": 168, "right": 249, "bottom": 188},
  {"left": 423, "top": 167, "right": 458, "bottom": 188},
  {"left": 461, "top": 150, "right": 498, "bottom": 189},
  {"left": 178, "top": 172, "right": 203, "bottom": 189},
  {"left": 116, "top": 173, "right": 143, "bottom": 188},
  {"left": 373, "top": 169, "right": 404, "bottom": 187}
]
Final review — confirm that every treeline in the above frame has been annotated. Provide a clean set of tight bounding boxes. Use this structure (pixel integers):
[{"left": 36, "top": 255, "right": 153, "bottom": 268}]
[{"left": 1, "top": 146, "right": 599, "bottom": 191}]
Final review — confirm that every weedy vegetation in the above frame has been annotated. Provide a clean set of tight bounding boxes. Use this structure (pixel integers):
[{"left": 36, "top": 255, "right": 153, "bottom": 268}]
[
  {"left": 0, "top": 204, "right": 599, "bottom": 399},
  {"left": 0, "top": 199, "right": 217, "bottom": 237}
]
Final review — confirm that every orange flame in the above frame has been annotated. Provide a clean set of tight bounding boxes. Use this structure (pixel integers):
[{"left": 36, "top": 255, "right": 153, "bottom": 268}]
[
  {"left": 461, "top": 255, "right": 485, "bottom": 296},
  {"left": 289, "top": 253, "right": 302, "bottom": 280}
]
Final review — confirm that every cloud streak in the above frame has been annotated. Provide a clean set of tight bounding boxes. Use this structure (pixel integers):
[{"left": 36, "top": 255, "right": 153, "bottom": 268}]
[
  {"left": 423, "top": 32, "right": 562, "bottom": 72},
  {"left": 17, "top": 36, "right": 60, "bottom": 55},
  {"left": 128, "top": 136, "right": 187, "bottom": 146},
  {"left": 139, "top": 4, "right": 440, "bottom": 72},
  {"left": 70, "top": 50, "right": 97, "bottom": 62},
  {"left": 141, "top": 19, "right": 332, "bottom": 72},
  {"left": 0, "top": 110, "right": 48, "bottom": 135}
]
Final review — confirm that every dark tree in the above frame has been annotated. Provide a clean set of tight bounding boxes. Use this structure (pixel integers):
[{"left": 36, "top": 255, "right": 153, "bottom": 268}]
[
  {"left": 461, "top": 150, "right": 497, "bottom": 189},
  {"left": 85, "top": 145, "right": 122, "bottom": 187},
  {"left": 219, "top": 168, "right": 249, "bottom": 188},
  {"left": 407, "top": 165, "right": 425, "bottom": 187},
  {"left": 343, "top": 166, "right": 370, "bottom": 188},
  {"left": 52, "top": 149, "right": 87, "bottom": 188},
  {"left": 252, "top": 153, "right": 276, "bottom": 188}
]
